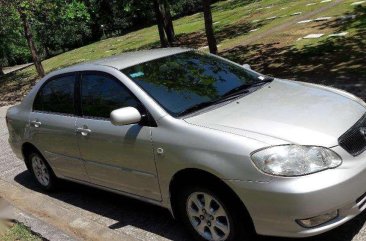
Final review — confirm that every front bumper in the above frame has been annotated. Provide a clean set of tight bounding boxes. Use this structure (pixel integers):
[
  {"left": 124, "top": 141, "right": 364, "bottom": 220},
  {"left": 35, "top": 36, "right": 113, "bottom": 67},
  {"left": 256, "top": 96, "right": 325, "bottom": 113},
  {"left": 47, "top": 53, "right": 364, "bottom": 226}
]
[{"left": 226, "top": 146, "right": 366, "bottom": 238}]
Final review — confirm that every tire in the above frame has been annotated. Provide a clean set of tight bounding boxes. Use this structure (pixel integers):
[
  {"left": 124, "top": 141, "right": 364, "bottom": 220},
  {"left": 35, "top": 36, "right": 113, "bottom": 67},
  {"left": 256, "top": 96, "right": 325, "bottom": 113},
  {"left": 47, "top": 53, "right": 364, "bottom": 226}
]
[
  {"left": 28, "top": 152, "right": 57, "bottom": 191},
  {"left": 176, "top": 185, "right": 254, "bottom": 241}
]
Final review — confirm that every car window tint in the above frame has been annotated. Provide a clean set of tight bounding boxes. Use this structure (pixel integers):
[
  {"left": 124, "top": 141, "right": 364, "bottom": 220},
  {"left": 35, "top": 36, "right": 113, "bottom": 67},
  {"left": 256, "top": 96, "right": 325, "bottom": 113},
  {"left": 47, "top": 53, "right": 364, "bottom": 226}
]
[
  {"left": 81, "top": 74, "right": 140, "bottom": 119},
  {"left": 34, "top": 75, "right": 76, "bottom": 114}
]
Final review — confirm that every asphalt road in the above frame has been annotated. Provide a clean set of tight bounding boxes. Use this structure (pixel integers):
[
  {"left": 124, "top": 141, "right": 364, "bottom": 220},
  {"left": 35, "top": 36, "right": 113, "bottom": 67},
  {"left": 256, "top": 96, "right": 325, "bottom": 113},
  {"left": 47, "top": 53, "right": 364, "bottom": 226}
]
[{"left": 1, "top": 105, "right": 366, "bottom": 241}]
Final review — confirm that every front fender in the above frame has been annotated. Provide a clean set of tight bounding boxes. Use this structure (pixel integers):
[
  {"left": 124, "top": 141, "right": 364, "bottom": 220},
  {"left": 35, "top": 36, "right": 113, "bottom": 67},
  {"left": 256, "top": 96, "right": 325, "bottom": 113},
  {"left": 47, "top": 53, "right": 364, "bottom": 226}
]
[{"left": 151, "top": 116, "right": 274, "bottom": 207}]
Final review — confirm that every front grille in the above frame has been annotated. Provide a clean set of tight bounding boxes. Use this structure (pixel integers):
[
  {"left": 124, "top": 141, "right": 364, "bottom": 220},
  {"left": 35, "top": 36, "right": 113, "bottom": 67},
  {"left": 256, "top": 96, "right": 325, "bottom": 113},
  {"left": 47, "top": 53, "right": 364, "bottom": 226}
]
[
  {"left": 357, "top": 192, "right": 366, "bottom": 210},
  {"left": 357, "top": 192, "right": 366, "bottom": 205},
  {"left": 338, "top": 113, "right": 366, "bottom": 156}
]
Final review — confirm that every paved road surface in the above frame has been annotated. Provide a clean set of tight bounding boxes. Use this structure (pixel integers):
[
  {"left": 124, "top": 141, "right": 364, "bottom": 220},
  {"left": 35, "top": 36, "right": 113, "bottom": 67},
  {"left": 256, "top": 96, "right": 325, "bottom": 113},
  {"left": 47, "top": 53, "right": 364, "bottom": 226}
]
[{"left": 1, "top": 105, "right": 366, "bottom": 241}]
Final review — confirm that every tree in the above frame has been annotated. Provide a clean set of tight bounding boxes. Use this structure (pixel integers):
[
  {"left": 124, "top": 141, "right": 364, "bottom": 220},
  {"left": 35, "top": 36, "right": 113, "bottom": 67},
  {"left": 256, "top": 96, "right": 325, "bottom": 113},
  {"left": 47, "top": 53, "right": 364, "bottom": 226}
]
[
  {"left": 19, "top": 8, "right": 44, "bottom": 77},
  {"left": 162, "top": 0, "right": 175, "bottom": 44},
  {"left": 34, "top": 0, "right": 91, "bottom": 57},
  {"left": 153, "top": 0, "right": 168, "bottom": 47},
  {"left": 82, "top": 0, "right": 103, "bottom": 41},
  {"left": 202, "top": 0, "right": 217, "bottom": 54},
  {"left": 153, "top": 0, "right": 176, "bottom": 47},
  {"left": 0, "top": 2, "right": 30, "bottom": 71},
  {"left": 0, "top": 0, "right": 45, "bottom": 77},
  {"left": 0, "top": 7, "right": 14, "bottom": 71},
  {"left": 82, "top": 0, "right": 154, "bottom": 39}
]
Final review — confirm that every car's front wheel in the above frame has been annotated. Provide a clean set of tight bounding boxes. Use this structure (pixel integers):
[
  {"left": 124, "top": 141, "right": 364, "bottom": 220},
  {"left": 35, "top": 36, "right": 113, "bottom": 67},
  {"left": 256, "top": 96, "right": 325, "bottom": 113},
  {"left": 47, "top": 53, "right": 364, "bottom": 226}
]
[
  {"left": 176, "top": 185, "right": 253, "bottom": 241},
  {"left": 28, "top": 152, "right": 56, "bottom": 191}
]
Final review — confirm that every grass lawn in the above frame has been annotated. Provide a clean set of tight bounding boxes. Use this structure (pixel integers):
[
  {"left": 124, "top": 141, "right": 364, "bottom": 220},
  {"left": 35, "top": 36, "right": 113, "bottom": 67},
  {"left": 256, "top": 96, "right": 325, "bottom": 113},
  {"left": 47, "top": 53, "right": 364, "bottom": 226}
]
[
  {"left": 0, "top": 222, "right": 42, "bottom": 241},
  {"left": 0, "top": 0, "right": 365, "bottom": 105}
]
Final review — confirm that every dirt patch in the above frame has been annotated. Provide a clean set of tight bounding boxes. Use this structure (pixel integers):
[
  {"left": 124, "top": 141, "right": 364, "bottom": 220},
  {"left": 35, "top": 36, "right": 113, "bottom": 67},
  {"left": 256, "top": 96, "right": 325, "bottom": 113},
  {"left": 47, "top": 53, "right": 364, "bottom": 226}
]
[
  {"left": 0, "top": 220, "right": 14, "bottom": 237},
  {"left": 0, "top": 71, "right": 38, "bottom": 107}
]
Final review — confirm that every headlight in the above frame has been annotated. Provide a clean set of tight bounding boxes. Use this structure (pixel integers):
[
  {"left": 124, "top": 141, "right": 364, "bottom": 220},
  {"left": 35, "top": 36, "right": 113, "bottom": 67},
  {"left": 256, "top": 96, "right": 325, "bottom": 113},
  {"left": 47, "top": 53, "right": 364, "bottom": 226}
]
[{"left": 251, "top": 145, "right": 342, "bottom": 176}]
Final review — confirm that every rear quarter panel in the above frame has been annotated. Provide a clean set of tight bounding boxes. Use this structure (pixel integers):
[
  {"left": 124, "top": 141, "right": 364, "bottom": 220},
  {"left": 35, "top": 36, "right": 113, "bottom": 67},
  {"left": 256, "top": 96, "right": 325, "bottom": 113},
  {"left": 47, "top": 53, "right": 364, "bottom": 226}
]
[{"left": 6, "top": 104, "right": 30, "bottom": 159}]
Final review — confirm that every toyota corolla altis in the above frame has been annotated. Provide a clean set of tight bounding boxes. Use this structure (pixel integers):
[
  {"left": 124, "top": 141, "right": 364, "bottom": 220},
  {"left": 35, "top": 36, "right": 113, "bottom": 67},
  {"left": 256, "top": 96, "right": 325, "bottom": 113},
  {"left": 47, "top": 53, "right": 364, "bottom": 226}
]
[{"left": 6, "top": 48, "right": 366, "bottom": 241}]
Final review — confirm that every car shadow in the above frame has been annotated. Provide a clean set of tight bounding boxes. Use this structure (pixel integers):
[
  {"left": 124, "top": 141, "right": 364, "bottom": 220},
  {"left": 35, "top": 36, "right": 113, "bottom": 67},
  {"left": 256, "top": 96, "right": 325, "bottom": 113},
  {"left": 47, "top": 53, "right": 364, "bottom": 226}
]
[
  {"left": 14, "top": 170, "right": 366, "bottom": 241},
  {"left": 14, "top": 171, "right": 191, "bottom": 241}
]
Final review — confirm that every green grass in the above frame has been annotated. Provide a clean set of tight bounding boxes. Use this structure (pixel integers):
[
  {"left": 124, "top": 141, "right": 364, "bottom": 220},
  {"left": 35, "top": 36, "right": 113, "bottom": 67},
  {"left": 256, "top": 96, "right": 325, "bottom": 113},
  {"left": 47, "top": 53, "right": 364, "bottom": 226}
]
[
  {"left": 1, "top": 223, "right": 42, "bottom": 241},
  {"left": 1, "top": 0, "right": 365, "bottom": 105},
  {"left": 292, "top": 0, "right": 361, "bottom": 48},
  {"left": 14, "top": 0, "right": 346, "bottom": 72}
]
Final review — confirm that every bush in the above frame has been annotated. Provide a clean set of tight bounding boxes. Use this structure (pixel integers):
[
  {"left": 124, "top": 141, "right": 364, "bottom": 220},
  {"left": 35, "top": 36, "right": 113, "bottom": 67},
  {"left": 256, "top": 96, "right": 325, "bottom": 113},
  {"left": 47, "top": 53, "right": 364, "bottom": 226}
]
[{"left": 169, "top": 0, "right": 221, "bottom": 18}]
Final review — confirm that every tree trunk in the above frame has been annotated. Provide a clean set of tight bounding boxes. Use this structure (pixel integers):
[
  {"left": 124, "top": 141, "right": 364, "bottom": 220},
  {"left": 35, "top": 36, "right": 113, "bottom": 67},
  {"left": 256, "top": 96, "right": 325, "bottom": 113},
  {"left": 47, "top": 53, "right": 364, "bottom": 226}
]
[
  {"left": 202, "top": 0, "right": 218, "bottom": 54},
  {"left": 153, "top": 0, "right": 168, "bottom": 47},
  {"left": 155, "top": 0, "right": 175, "bottom": 46},
  {"left": 19, "top": 11, "right": 45, "bottom": 77},
  {"left": 162, "top": 0, "right": 175, "bottom": 44},
  {"left": 44, "top": 45, "right": 50, "bottom": 58},
  {"left": 84, "top": 0, "right": 103, "bottom": 41}
]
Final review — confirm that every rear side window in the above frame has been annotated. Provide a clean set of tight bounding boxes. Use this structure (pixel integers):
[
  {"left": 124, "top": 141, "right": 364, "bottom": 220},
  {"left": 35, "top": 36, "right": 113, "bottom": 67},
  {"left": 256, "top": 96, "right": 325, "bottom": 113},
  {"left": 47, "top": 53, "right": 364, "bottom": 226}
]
[
  {"left": 34, "top": 75, "right": 76, "bottom": 115},
  {"left": 81, "top": 73, "right": 140, "bottom": 119}
]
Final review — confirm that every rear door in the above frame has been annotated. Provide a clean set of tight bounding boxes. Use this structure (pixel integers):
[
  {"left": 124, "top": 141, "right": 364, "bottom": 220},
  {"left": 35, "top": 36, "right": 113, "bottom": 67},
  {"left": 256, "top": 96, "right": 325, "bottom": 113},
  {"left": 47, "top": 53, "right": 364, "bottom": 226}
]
[
  {"left": 75, "top": 72, "right": 161, "bottom": 200},
  {"left": 29, "top": 73, "right": 88, "bottom": 180}
]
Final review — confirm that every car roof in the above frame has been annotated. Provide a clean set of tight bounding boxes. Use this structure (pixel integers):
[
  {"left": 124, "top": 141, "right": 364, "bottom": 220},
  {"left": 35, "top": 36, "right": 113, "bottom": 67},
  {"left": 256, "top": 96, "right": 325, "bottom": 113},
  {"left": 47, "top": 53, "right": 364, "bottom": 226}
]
[
  {"left": 48, "top": 47, "right": 192, "bottom": 77},
  {"left": 90, "top": 47, "right": 191, "bottom": 70},
  {"left": 56, "top": 47, "right": 190, "bottom": 73}
]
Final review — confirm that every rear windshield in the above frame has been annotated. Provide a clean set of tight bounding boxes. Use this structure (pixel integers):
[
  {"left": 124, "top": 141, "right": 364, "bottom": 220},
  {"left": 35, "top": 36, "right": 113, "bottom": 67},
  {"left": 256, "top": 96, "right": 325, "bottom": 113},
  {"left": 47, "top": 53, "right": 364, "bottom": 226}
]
[{"left": 121, "top": 51, "right": 260, "bottom": 117}]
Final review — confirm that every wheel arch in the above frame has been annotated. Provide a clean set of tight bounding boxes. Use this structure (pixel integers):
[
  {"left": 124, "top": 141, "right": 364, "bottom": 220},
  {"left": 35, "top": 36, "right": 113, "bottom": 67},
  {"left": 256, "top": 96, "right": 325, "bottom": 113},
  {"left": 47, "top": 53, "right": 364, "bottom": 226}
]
[
  {"left": 169, "top": 168, "right": 254, "bottom": 228},
  {"left": 21, "top": 142, "right": 45, "bottom": 170}
]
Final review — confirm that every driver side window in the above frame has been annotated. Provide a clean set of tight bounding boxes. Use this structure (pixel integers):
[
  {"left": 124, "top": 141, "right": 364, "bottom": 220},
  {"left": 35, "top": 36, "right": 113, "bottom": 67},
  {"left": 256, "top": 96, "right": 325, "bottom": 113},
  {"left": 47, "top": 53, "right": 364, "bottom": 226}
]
[{"left": 81, "top": 73, "right": 141, "bottom": 119}]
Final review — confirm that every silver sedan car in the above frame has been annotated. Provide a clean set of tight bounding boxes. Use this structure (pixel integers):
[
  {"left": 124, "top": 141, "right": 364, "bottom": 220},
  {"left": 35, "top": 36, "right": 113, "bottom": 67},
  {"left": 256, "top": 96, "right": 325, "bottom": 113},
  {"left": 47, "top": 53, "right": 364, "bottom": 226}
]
[{"left": 6, "top": 48, "right": 366, "bottom": 241}]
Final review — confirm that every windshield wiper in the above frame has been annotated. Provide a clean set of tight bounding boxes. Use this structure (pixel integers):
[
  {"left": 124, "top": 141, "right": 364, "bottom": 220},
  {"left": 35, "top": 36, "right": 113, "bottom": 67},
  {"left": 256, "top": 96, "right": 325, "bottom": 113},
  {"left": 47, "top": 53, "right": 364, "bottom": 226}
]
[
  {"left": 258, "top": 76, "right": 274, "bottom": 82},
  {"left": 178, "top": 77, "right": 274, "bottom": 117},
  {"left": 178, "top": 100, "right": 218, "bottom": 116},
  {"left": 221, "top": 77, "right": 274, "bottom": 99},
  {"left": 178, "top": 92, "right": 252, "bottom": 117}
]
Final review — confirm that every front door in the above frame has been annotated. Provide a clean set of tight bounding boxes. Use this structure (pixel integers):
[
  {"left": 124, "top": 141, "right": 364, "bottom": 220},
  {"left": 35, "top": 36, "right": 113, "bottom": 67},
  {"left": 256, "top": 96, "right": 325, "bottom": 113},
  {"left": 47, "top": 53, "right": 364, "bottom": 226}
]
[
  {"left": 29, "top": 74, "right": 88, "bottom": 180},
  {"left": 76, "top": 72, "right": 161, "bottom": 200}
]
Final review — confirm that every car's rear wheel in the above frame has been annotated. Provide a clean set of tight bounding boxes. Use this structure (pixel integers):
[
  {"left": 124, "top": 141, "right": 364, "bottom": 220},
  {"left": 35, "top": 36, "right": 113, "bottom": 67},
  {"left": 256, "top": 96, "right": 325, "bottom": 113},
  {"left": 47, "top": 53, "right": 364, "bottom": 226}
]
[
  {"left": 28, "top": 152, "right": 56, "bottom": 191},
  {"left": 176, "top": 185, "right": 253, "bottom": 241}
]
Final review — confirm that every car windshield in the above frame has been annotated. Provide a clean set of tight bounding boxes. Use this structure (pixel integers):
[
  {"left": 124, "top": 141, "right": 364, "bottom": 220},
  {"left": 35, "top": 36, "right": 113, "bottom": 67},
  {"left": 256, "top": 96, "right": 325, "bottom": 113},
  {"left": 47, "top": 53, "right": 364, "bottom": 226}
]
[{"left": 122, "top": 51, "right": 267, "bottom": 117}]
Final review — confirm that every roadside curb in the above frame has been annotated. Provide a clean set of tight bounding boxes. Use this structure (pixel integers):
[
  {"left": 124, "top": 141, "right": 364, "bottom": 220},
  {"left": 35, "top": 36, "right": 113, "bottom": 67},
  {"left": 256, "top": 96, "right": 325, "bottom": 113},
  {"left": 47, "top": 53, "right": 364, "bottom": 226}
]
[
  {"left": 0, "top": 198, "right": 75, "bottom": 241},
  {"left": 0, "top": 178, "right": 139, "bottom": 241}
]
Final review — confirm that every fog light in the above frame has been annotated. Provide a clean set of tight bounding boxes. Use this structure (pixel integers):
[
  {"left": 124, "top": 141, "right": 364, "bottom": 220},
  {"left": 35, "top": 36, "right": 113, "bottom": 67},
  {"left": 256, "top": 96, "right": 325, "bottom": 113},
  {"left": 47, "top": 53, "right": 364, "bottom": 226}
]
[{"left": 297, "top": 210, "right": 338, "bottom": 228}]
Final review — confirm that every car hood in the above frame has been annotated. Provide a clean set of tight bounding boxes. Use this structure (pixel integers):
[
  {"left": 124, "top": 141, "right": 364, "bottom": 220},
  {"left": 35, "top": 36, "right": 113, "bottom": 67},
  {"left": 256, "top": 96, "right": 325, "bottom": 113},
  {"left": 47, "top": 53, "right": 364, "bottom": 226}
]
[{"left": 184, "top": 79, "right": 366, "bottom": 147}]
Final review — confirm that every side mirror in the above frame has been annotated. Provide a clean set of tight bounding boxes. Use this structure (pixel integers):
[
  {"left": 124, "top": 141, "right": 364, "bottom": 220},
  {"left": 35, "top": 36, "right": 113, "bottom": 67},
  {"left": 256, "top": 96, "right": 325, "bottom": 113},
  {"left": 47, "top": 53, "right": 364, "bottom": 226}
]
[
  {"left": 242, "top": 64, "right": 252, "bottom": 70},
  {"left": 110, "top": 107, "right": 142, "bottom": 126}
]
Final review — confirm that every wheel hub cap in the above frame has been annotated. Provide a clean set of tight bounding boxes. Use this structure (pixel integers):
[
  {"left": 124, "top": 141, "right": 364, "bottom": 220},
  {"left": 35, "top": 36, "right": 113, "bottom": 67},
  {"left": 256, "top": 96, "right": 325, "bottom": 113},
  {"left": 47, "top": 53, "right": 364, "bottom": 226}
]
[
  {"left": 186, "top": 192, "right": 230, "bottom": 241},
  {"left": 31, "top": 155, "right": 50, "bottom": 187}
]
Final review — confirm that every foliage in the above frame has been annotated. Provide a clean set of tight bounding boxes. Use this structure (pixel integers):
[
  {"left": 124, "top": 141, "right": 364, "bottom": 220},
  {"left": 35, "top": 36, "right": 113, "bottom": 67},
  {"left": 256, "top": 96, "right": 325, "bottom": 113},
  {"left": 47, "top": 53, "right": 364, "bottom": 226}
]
[
  {"left": 169, "top": 0, "right": 204, "bottom": 17},
  {"left": 0, "top": 0, "right": 224, "bottom": 67},
  {"left": 169, "top": 0, "right": 221, "bottom": 17},
  {"left": 34, "top": 0, "right": 91, "bottom": 55},
  {"left": 0, "top": 0, "right": 91, "bottom": 67},
  {"left": 0, "top": 3, "right": 30, "bottom": 66}
]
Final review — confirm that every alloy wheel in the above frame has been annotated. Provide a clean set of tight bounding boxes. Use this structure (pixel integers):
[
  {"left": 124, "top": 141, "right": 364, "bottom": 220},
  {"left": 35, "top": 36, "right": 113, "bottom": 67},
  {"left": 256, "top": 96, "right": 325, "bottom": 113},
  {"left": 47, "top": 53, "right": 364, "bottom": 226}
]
[
  {"left": 31, "top": 155, "right": 50, "bottom": 187},
  {"left": 186, "top": 192, "right": 231, "bottom": 241}
]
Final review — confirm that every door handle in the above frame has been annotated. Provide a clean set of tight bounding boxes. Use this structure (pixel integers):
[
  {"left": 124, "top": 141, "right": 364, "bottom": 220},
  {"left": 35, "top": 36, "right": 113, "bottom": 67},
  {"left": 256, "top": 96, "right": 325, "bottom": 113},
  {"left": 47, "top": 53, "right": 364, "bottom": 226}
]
[
  {"left": 76, "top": 127, "right": 92, "bottom": 136},
  {"left": 31, "top": 120, "right": 42, "bottom": 128}
]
